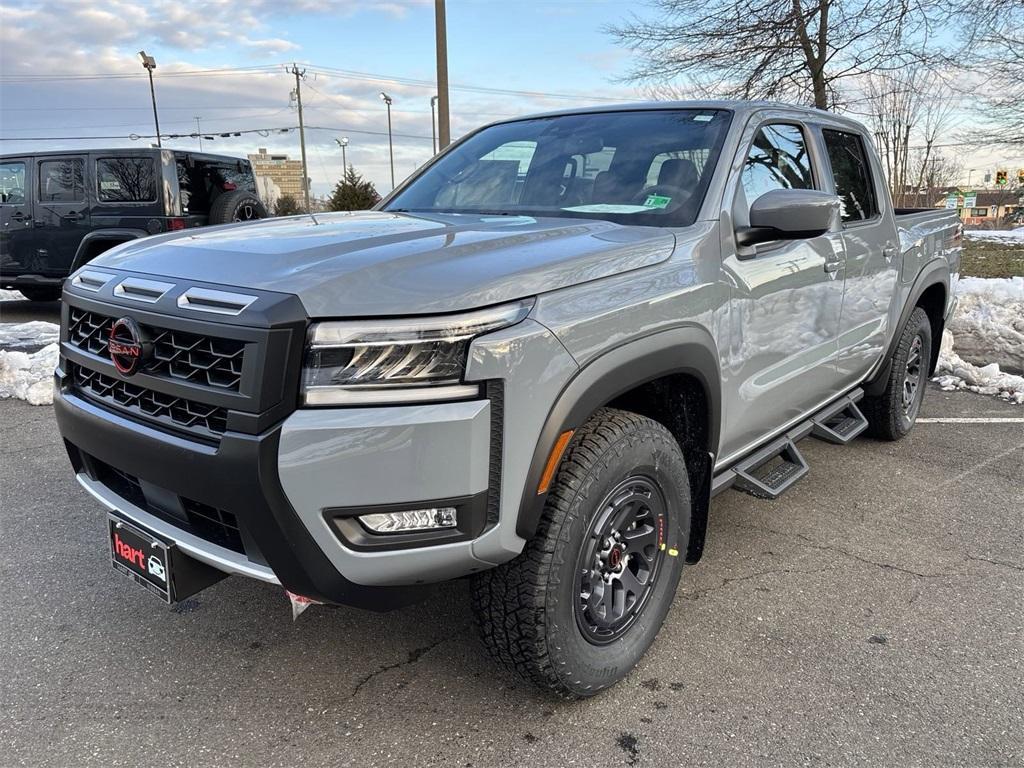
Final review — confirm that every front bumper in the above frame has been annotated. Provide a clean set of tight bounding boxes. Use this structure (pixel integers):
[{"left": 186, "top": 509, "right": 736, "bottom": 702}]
[{"left": 56, "top": 388, "right": 453, "bottom": 609}]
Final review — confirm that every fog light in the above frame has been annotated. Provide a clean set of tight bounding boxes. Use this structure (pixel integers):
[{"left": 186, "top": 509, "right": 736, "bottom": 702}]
[{"left": 359, "top": 507, "right": 457, "bottom": 534}]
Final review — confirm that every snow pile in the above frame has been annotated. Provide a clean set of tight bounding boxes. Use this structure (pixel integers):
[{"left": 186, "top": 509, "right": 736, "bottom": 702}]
[
  {"left": 946, "top": 276, "right": 1024, "bottom": 374},
  {"left": 0, "top": 321, "right": 60, "bottom": 350},
  {"left": 0, "top": 289, "right": 26, "bottom": 302},
  {"left": 934, "top": 276, "right": 1024, "bottom": 405},
  {"left": 964, "top": 227, "right": 1024, "bottom": 243},
  {"left": 0, "top": 320, "right": 61, "bottom": 405},
  {"left": 0, "top": 343, "right": 58, "bottom": 405}
]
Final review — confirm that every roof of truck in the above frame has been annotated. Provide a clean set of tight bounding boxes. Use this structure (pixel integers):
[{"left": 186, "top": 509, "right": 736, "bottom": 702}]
[{"left": 496, "top": 99, "right": 869, "bottom": 132}]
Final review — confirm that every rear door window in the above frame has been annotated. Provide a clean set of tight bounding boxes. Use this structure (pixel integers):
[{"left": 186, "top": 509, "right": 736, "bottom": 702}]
[
  {"left": 96, "top": 157, "right": 157, "bottom": 203},
  {"left": 39, "top": 159, "right": 84, "bottom": 202},
  {"left": 822, "top": 129, "right": 879, "bottom": 222},
  {"left": 741, "top": 124, "right": 815, "bottom": 203},
  {"left": 175, "top": 157, "right": 256, "bottom": 215}
]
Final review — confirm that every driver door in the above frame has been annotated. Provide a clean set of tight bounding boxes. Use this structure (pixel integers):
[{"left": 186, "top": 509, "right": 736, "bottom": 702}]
[{"left": 717, "top": 118, "right": 845, "bottom": 462}]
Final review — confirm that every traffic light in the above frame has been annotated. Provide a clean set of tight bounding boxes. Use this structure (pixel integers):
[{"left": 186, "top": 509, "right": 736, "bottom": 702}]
[{"left": 995, "top": 170, "right": 1008, "bottom": 186}]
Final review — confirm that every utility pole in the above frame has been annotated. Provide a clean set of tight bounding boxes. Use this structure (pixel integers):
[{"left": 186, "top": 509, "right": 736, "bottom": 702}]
[
  {"left": 290, "top": 63, "right": 311, "bottom": 213},
  {"left": 194, "top": 116, "right": 203, "bottom": 151},
  {"left": 434, "top": 0, "right": 450, "bottom": 149},
  {"left": 335, "top": 137, "right": 349, "bottom": 173}
]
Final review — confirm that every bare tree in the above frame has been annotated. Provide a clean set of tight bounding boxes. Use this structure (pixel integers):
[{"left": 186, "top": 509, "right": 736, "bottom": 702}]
[
  {"left": 608, "top": 0, "right": 953, "bottom": 110},
  {"left": 962, "top": 0, "right": 1024, "bottom": 146},
  {"left": 860, "top": 67, "right": 957, "bottom": 206}
]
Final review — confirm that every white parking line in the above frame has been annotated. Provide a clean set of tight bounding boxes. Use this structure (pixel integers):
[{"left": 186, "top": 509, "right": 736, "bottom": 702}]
[{"left": 917, "top": 417, "right": 1024, "bottom": 423}]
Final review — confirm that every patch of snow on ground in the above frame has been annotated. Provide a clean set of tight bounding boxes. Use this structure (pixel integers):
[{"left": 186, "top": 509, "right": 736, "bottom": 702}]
[
  {"left": 0, "top": 343, "right": 58, "bottom": 405},
  {"left": 934, "top": 276, "right": 1024, "bottom": 405},
  {"left": 0, "top": 321, "right": 60, "bottom": 350},
  {"left": 964, "top": 227, "right": 1024, "bottom": 243},
  {"left": 0, "top": 289, "right": 26, "bottom": 302}
]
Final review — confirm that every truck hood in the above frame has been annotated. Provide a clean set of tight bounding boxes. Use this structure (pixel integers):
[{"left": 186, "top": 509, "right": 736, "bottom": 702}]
[{"left": 94, "top": 211, "right": 676, "bottom": 316}]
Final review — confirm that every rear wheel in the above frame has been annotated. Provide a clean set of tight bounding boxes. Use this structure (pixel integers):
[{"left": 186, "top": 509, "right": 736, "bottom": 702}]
[
  {"left": 471, "top": 408, "right": 689, "bottom": 698},
  {"left": 863, "top": 307, "right": 932, "bottom": 440},
  {"left": 17, "top": 286, "right": 62, "bottom": 302}
]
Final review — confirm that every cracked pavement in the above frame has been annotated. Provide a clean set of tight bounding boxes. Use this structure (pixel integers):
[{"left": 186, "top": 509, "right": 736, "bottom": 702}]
[{"left": 0, "top": 384, "right": 1021, "bottom": 767}]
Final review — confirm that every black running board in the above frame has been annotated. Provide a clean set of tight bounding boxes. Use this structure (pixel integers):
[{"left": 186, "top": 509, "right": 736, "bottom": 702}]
[{"left": 712, "top": 388, "right": 865, "bottom": 500}]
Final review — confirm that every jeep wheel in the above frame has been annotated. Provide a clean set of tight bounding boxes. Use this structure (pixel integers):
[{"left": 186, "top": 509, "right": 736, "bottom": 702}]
[
  {"left": 17, "top": 286, "right": 62, "bottom": 302},
  {"left": 471, "top": 408, "right": 689, "bottom": 698},
  {"left": 208, "top": 190, "right": 268, "bottom": 225},
  {"left": 863, "top": 306, "right": 932, "bottom": 440}
]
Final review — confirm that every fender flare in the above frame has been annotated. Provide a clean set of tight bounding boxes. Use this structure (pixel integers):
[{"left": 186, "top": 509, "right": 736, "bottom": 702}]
[
  {"left": 865, "top": 260, "right": 950, "bottom": 396},
  {"left": 515, "top": 325, "right": 721, "bottom": 543},
  {"left": 72, "top": 229, "right": 149, "bottom": 272}
]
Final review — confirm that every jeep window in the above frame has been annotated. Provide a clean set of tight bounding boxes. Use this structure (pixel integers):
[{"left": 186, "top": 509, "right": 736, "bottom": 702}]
[
  {"left": 96, "top": 157, "right": 157, "bottom": 203},
  {"left": 38, "top": 159, "right": 84, "bottom": 202},
  {"left": 0, "top": 161, "right": 26, "bottom": 204},
  {"left": 175, "top": 156, "right": 256, "bottom": 215},
  {"left": 822, "top": 129, "right": 879, "bottom": 223},
  {"left": 385, "top": 109, "right": 732, "bottom": 227},
  {"left": 740, "top": 124, "right": 814, "bottom": 203}
]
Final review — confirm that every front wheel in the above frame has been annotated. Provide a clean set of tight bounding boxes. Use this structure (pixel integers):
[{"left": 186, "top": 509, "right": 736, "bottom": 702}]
[
  {"left": 863, "top": 307, "right": 932, "bottom": 440},
  {"left": 471, "top": 408, "right": 689, "bottom": 698}
]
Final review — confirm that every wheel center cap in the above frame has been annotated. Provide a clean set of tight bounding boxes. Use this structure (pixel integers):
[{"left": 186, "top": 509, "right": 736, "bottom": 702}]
[{"left": 607, "top": 546, "right": 623, "bottom": 569}]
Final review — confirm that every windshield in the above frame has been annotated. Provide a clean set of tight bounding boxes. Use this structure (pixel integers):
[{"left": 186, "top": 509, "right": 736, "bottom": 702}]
[{"left": 385, "top": 109, "right": 732, "bottom": 228}]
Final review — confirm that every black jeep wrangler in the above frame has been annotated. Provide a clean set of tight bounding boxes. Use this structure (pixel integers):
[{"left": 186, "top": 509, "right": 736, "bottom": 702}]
[{"left": 0, "top": 149, "right": 267, "bottom": 301}]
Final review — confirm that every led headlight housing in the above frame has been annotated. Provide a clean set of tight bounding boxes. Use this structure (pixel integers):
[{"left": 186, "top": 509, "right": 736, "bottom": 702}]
[{"left": 302, "top": 299, "right": 533, "bottom": 405}]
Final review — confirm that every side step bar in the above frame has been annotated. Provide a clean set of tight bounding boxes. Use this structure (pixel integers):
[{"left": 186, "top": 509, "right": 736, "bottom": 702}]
[{"left": 712, "top": 388, "right": 866, "bottom": 500}]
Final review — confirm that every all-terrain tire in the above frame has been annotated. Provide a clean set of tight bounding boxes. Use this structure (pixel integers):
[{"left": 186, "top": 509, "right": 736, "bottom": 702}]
[
  {"left": 471, "top": 408, "right": 690, "bottom": 698},
  {"left": 863, "top": 307, "right": 932, "bottom": 440},
  {"left": 208, "top": 190, "right": 268, "bottom": 224}
]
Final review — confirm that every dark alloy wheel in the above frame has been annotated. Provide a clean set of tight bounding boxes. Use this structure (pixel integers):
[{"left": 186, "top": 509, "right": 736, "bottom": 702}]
[
  {"left": 575, "top": 476, "right": 667, "bottom": 644},
  {"left": 863, "top": 306, "right": 933, "bottom": 440}
]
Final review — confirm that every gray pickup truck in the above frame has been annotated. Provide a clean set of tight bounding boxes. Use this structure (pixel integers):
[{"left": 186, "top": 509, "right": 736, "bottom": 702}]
[{"left": 54, "top": 101, "right": 960, "bottom": 698}]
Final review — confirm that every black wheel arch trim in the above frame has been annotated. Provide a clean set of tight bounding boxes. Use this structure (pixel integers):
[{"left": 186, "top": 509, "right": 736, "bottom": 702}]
[
  {"left": 865, "top": 260, "right": 950, "bottom": 396},
  {"left": 515, "top": 325, "right": 721, "bottom": 562},
  {"left": 72, "top": 229, "right": 149, "bottom": 272}
]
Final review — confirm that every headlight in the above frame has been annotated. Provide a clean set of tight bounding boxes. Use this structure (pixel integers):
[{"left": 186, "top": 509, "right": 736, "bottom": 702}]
[{"left": 302, "top": 299, "right": 533, "bottom": 405}]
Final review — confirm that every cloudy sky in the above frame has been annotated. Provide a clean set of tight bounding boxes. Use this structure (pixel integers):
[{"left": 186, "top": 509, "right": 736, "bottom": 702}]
[{"left": 0, "top": 0, "right": 1018, "bottom": 197}]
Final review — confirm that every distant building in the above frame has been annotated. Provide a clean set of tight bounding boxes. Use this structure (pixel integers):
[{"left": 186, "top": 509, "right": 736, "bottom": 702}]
[
  {"left": 934, "top": 188, "right": 1023, "bottom": 227},
  {"left": 247, "top": 148, "right": 306, "bottom": 206}
]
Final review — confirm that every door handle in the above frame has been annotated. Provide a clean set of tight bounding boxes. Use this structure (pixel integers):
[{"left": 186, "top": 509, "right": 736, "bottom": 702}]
[
  {"left": 883, "top": 244, "right": 898, "bottom": 262},
  {"left": 61, "top": 211, "right": 84, "bottom": 221},
  {"left": 11, "top": 212, "right": 32, "bottom": 223},
  {"left": 824, "top": 260, "right": 842, "bottom": 273}
]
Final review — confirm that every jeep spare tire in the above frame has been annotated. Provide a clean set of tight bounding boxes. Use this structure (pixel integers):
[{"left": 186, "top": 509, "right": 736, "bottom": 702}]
[{"left": 209, "top": 190, "right": 268, "bottom": 224}]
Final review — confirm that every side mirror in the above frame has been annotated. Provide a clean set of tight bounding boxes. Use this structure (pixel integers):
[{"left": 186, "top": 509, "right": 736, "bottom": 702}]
[{"left": 736, "top": 189, "right": 840, "bottom": 247}]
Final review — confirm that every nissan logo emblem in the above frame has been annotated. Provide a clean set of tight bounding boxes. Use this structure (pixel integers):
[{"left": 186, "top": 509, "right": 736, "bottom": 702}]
[{"left": 108, "top": 317, "right": 150, "bottom": 376}]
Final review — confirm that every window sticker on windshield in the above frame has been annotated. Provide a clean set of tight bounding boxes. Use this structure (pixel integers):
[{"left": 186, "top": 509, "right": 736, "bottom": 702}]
[
  {"left": 643, "top": 194, "right": 672, "bottom": 209},
  {"left": 693, "top": 114, "right": 714, "bottom": 122}
]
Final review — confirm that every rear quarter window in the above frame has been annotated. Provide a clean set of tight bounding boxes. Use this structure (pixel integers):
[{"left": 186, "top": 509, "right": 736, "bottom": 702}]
[{"left": 96, "top": 157, "right": 158, "bottom": 203}]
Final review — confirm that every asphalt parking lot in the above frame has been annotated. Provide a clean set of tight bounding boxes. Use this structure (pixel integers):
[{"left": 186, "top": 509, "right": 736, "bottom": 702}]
[{"left": 1, "top": 381, "right": 1021, "bottom": 767}]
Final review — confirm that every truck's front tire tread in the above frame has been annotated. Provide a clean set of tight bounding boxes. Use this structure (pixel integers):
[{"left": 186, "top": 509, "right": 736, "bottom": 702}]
[{"left": 471, "top": 407, "right": 688, "bottom": 698}]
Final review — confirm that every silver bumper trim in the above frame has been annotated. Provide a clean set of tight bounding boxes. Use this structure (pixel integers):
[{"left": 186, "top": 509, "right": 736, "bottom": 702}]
[{"left": 76, "top": 473, "right": 280, "bottom": 585}]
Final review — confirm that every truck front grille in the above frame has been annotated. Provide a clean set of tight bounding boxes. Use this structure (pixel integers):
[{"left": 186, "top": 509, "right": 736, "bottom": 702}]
[
  {"left": 68, "top": 307, "right": 246, "bottom": 392},
  {"left": 71, "top": 364, "right": 228, "bottom": 438}
]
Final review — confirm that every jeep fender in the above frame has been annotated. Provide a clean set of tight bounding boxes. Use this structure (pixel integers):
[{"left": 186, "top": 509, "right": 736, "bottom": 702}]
[
  {"left": 72, "top": 229, "right": 149, "bottom": 272},
  {"left": 865, "top": 260, "right": 950, "bottom": 395},
  {"left": 516, "top": 325, "right": 721, "bottom": 561}
]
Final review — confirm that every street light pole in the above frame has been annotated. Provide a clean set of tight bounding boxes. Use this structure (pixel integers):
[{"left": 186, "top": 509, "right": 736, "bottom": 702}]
[
  {"left": 434, "top": 0, "right": 451, "bottom": 149},
  {"left": 335, "top": 136, "right": 349, "bottom": 172},
  {"left": 194, "top": 116, "right": 203, "bottom": 151},
  {"left": 430, "top": 96, "right": 438, "bottom": 155},
  {"left": 380, "top": 92, "right": 395, "bottom": 189},
  {"left": 138, "top": 51, "right": 161, "bottom": 147}
]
